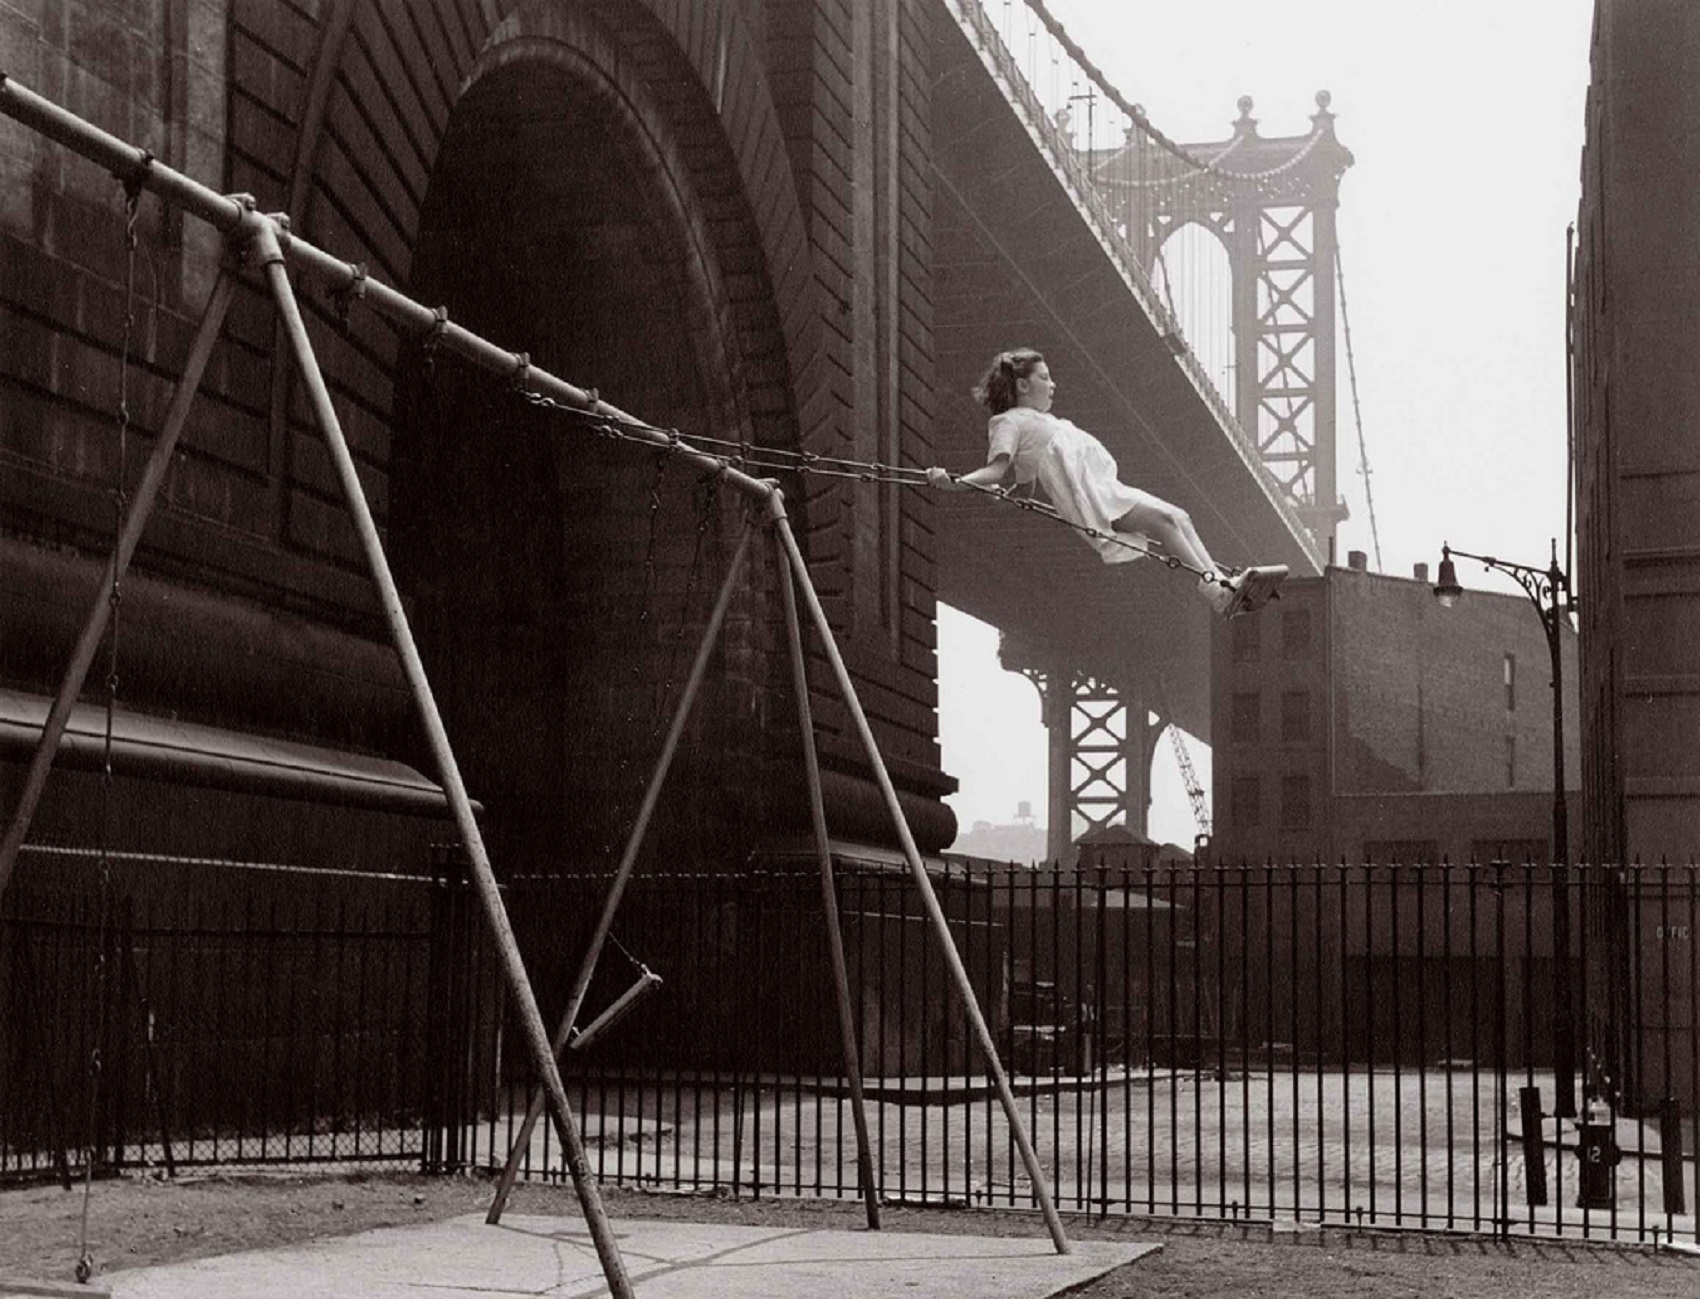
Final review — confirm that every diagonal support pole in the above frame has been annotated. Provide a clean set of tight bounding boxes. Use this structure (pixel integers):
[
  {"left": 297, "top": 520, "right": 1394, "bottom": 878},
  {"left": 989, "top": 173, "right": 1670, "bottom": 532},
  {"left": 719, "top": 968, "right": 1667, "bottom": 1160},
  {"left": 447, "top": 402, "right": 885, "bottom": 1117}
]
[
  {"left": 486, "top": 513, "right": 754, "bottom": 1225},
  {"left": 0, "top": 73, "right": 1069, "bottom": 1259},
  {"left": 0, "top": 266, "right": 239, "bottom": 900},
  {"left": 254, "top": 220, "right": 634, "bottom": 1299},
  {"left": 772, "top": 511, "right": 883, "bottom": 1230},
  {"left": 770, "top": 503, "right": 1071, "bottom": 1255}
]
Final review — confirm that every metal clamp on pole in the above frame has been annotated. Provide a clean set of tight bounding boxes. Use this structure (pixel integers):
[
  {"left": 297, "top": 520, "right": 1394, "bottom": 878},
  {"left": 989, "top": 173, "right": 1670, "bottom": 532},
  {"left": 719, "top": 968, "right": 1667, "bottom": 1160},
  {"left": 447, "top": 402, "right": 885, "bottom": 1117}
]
[
  {"left": 267, "top": 212, "right": 292, "bottom": 261},
  {"left": 122, "top": 147, "right": 154, "bottom": 204},
  {"left": 330, "top": 260, "right": 368, "bottom": 325},
  {"left": 424, "top": 304, "right": 450, "bottom": 350}
]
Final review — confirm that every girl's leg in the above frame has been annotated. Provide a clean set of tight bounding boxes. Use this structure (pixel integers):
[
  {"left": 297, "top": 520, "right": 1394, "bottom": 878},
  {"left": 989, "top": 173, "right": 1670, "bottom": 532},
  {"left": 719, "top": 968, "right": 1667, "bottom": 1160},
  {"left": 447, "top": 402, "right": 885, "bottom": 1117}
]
[{"left": 1114, "top": 495, "right": 1223, "bottom": 577}]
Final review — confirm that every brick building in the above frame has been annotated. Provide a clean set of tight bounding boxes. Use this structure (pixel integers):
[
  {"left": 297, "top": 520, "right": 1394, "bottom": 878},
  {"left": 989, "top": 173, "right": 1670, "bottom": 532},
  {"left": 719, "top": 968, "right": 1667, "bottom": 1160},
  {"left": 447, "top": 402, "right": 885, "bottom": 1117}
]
[
  {"left": 0, "top": 0, "right": 956, "bottom": 875},
  {"left": 1209, "top": 554, "right": 1580, "bottom": 865},
  {"left": 1571, "top": 0, "right": 1700, "bottom": 1115},
  {"left": 1574, "top": 1, "right": 1700, "bottom": 866}
]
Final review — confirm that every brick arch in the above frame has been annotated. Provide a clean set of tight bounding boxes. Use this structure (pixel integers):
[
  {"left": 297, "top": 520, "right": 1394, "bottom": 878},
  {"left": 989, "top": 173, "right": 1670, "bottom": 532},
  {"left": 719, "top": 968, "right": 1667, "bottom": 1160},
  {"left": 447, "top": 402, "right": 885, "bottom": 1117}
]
[
  {"left": 449, "top": 4, "right": 752, "bottom": 441},
  {"left": 378, "top": 5, "right": 805, "bottom": 873},
  {"left": 268, "top": 0, "right": 810, "bottom": 462}
]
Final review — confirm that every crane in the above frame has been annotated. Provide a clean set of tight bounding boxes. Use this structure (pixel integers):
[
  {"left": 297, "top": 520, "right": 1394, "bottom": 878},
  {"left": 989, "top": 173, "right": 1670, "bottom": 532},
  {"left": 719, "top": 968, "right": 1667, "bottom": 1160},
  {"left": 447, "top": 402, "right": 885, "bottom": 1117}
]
[{"left": 1168, "top": 726, "right": 1212, "bottom": 848}]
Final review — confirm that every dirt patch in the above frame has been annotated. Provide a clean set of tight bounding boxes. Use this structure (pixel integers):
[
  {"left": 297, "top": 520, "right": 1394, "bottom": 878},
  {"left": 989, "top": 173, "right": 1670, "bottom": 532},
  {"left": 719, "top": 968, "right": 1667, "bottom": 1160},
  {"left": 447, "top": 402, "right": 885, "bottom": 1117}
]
[{"left": 1, "top": 1171, "right": 1695, "bottom": 1297}]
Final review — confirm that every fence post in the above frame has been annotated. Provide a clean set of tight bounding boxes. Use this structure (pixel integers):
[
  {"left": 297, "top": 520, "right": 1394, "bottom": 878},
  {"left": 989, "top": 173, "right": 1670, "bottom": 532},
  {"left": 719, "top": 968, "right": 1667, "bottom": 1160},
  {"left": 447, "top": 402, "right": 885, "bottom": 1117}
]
[{"left": 424, "top": 845, "right": 476, "bottom": 1174}]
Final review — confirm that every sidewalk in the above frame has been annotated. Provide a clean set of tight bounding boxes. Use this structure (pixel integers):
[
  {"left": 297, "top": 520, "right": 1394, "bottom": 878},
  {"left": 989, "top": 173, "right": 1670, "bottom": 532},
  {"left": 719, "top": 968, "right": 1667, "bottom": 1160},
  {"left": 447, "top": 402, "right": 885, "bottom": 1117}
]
[{"left": 102, "top": 1213, "right": 1158, "bottom": 1299}]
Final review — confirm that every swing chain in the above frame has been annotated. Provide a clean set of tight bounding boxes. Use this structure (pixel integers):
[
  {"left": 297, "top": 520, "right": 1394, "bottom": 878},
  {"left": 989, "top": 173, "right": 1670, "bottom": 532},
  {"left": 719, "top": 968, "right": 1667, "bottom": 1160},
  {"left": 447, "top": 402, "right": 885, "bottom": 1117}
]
[
  {"left": 606, "top": 929, "right": 650, "bottom": 978},
  {"left": 498, "top": 345, "right": 1218, "bottom": 576},
  {"left": 650, "top": 472, "right": 717, "bottom": 743},
  {"left": 76, "top": 170, "right": 146, "bottom": 1287},
  {"left": 604, "top": 451, "right": 669, "bottom": 860}
]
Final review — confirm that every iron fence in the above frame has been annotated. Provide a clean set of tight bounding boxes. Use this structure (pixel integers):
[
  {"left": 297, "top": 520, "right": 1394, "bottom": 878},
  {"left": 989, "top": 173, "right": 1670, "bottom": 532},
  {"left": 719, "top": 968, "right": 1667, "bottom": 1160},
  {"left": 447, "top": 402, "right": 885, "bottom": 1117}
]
[
  {"left": 463, "top": 860, "right": 1697, "bottom": 1246},
  {"left": 3, "top": 852, "right": 1695, "bottom": 1245},
  {"left": 0, "top": 843, "right": 460, "bottom": 1180}
]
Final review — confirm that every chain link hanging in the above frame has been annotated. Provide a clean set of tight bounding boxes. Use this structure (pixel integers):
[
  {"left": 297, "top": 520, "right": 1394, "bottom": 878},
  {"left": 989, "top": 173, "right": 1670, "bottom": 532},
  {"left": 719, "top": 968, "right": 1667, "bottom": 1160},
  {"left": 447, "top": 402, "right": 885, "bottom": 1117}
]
[
  {"left": 513, "top": 387, "right": 1212, "bottom": 578},
  {"left": 74, "top": 168, "right": 146, "bottom": 1288}
]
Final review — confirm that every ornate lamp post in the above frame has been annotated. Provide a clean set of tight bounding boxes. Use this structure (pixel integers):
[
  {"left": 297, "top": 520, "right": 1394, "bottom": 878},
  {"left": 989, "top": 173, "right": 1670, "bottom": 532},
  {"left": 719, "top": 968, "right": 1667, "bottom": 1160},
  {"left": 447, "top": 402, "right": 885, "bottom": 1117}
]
[{"left": 1433, "top": 540, "right": 1577, "bottom": 1118}]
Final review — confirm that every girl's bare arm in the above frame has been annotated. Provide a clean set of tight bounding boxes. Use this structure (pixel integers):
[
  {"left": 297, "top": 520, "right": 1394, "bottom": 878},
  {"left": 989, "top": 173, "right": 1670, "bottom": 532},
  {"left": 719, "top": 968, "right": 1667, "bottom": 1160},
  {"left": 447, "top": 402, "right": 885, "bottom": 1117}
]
[{"left": 927, "top": 454, "right": 1011, "bottom": 492}]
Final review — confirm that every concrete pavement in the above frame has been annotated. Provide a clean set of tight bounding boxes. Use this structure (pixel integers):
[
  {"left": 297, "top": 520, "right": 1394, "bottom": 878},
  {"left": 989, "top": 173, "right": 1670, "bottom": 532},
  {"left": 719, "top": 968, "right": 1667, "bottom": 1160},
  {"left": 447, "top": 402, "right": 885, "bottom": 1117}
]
[{"left": 104, "top": 1213, "right": 1159, "bottom": 1299}]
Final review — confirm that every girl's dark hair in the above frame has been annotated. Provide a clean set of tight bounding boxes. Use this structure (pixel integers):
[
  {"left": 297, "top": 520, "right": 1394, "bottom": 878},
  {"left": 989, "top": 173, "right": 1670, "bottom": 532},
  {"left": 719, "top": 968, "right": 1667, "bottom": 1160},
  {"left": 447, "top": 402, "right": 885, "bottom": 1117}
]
[{"left": 972, "top": 348, "right": 1045, "bottom": 414}]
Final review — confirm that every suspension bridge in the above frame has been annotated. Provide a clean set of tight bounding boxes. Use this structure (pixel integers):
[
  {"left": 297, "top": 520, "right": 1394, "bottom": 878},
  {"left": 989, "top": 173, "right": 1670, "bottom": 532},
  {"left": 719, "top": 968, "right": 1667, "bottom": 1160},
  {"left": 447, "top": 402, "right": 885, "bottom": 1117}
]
[
  {"left": 0, "top": 0, "right": 1361, "bottom": 870},
  {"left": 931, "top": 1, "right": 1353, "bottom": 854},
  {"left": 0, "top": 5, "right": 1489, "bottom": 1293}
]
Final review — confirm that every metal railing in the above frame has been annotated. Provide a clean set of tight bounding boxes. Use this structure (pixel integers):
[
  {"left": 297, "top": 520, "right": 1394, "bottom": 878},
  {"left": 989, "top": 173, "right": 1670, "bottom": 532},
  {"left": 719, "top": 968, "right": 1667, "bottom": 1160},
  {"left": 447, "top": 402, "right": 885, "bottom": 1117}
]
[
  {"left": 465, "top": 859, "right": 1698, "bottom": 1245},
  {"left": 0, "top": 844, "right": 456, "bottom": 1180},
  {"left": 3, "top": 852, "right": 1694, "bottom": 1245}
]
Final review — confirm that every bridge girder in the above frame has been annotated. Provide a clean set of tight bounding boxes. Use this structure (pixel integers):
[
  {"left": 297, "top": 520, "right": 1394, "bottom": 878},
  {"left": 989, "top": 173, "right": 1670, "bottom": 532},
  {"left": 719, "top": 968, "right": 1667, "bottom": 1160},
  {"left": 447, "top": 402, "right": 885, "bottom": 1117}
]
[{"left": 931, "top": 9, "right": 1327, "bottom": 745}]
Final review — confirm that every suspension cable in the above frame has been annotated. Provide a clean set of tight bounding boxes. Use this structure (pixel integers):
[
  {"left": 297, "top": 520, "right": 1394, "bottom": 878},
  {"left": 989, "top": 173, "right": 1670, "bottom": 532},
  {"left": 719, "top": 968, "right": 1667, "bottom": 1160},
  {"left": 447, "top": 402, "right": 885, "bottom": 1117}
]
[
  {"left": 512, "top": 387, "right": 1218, "bottom": 580},
  {"left": 1334, "top": 241, "right": 1382, "bottom": 572},
  {"left": 1020, "top": 0, "right": 1327, "bottom": 183}
]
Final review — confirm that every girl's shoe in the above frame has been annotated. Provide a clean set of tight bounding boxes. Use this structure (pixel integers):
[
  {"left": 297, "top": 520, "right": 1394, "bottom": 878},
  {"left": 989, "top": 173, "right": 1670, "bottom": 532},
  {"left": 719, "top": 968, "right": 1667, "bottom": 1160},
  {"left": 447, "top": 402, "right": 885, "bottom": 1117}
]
[
  {"left": 1200, "top": 573, "right": 1238, "bottom": 616},
  {"left": 1222, "top": 565, "right": 1289, "bottom": 616}
]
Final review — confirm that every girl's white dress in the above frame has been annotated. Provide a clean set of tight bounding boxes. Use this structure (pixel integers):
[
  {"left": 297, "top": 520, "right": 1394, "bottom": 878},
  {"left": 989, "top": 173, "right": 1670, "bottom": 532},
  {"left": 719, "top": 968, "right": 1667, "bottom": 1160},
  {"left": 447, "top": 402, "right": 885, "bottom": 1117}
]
[{"left": 987, "top": 406, "right": 1150, "bottom": 564}]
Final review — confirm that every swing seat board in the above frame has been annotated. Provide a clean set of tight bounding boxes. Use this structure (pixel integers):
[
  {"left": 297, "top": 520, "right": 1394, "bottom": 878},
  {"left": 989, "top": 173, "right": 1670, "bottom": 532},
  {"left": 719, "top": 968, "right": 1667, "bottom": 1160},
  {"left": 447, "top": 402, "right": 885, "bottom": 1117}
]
[{"left": 103, "top": 1213, "right": 1158, "bottom": 1298}]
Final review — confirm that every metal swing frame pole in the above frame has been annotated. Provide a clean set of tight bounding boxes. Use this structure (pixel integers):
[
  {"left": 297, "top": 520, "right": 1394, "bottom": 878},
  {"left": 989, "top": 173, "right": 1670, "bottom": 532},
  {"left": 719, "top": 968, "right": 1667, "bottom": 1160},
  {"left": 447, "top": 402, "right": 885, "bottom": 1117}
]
[
  {"left": 769, "top": 505, "right": 1071, "bottom": 1255},
  {"left": 770, "top": 502, "right": 883, "bottom": 1231},
  {"left": 254, "top": 221, "right": 634, "bottom": 1299},
  {"left": 486, "top": 513, "right": 755, "bottom": 1225},
  {"left": 0, "top": 265, "right": 238, "bottom": 899},
  {"left": 0, "top": 78, "right": 774, "bottom": 499},
  {"left": 0, "top": 69, "right": 1069, "bottom": 1261}
]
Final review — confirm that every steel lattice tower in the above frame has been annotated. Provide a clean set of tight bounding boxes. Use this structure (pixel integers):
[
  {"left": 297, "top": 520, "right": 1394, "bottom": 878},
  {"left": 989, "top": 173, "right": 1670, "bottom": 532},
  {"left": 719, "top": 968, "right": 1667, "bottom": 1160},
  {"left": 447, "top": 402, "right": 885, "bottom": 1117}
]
[{"left": 1095, "top": 94, "right": 1355, "bottom": 558}]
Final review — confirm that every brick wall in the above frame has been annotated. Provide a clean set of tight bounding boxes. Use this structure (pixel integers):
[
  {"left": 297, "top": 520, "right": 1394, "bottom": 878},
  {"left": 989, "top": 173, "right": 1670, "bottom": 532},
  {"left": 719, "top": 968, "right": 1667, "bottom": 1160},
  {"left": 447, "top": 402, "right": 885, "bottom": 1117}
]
[
  {"left": 1330, "top": 565, "right": 1578, "bottom": 801},
  {"left": 1576, "top": 0, "right": 1700, "bottom": 864},
  {"left": 1211, "top": 564, "right": 1580, "bottom": 863},
  {"left": 0, "top": 0, "right": 955, "bottom": 864},
  {"left": 1209, "top": 574, "right": 1330, "bottom": 862},
  {"left": 758, "top": 0, "right": 945, "bottom": 797}
]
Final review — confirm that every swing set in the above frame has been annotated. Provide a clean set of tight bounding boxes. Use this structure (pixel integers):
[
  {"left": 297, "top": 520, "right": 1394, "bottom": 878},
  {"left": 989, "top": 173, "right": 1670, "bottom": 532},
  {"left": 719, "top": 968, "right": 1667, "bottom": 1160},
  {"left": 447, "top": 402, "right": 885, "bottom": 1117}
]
[{"left": 0, "top": 74, "right": 1073, "bottom": 1296}]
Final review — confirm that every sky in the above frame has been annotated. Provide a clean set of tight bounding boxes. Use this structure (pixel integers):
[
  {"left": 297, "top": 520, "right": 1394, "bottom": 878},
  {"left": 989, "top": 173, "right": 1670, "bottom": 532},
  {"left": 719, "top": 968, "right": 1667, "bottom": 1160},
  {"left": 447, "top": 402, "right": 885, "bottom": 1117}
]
[{"left": 937, "top": 0, "right": 1598, "bottom": 850}]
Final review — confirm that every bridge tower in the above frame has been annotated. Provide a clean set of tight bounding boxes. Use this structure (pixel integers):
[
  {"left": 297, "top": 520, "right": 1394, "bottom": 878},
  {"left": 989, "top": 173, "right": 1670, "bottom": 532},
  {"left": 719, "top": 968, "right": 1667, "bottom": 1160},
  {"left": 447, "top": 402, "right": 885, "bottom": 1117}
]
[
  {"left": 1006, "top": 645, "right": 1166, "bottom": 865},
  {"left": 1098, "top": 94, "right": 1355, "bottom": 559}
]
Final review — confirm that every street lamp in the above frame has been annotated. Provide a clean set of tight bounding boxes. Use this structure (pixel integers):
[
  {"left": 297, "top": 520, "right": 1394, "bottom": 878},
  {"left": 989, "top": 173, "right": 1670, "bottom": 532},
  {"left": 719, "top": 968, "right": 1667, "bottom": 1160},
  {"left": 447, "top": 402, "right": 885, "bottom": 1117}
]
[{"left": 1433, "top": 539, "right": 1577, "bottom": 1117}]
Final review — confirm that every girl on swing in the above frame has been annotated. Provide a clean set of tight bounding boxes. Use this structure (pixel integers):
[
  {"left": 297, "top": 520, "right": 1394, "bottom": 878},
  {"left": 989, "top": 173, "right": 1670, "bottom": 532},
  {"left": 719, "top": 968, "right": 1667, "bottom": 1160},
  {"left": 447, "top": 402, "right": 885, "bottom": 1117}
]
[{"left": 926, "top": 347, "right": 1284, "bottom": 617}]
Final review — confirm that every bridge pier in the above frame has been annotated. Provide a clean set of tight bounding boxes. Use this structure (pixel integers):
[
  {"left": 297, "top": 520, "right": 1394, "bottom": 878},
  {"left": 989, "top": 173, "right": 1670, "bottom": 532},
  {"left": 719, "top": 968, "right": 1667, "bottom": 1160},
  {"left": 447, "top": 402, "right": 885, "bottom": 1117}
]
[{"left": 1016, "top": 651, "right": 1164, "bottom": 864}]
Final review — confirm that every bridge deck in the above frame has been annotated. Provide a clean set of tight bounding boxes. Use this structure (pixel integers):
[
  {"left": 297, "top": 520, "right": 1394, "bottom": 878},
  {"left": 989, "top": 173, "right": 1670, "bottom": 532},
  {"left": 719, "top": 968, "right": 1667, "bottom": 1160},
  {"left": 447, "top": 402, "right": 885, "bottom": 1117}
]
[{"left": 930, "top": 6, "right": 1322, "bottom": 737}]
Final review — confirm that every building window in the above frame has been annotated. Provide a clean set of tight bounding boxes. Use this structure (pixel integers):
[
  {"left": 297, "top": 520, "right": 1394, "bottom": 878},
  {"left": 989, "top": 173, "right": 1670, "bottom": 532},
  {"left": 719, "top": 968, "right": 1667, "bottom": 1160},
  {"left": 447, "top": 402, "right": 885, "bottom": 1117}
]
[
  {"left": 1282, "top": 609, "right": 1312, "bottom": 660},
  {"left": 1230, "top": 776, "right": 1261, "bottom": 827},
  {"left": 1231, "top": 616, "right": 1260, "bottom": 663},
  {"left": 1280, "top": 775, "right": 1311, "bottom": 829},
  {"left": 1280, "top": 690, "right": 1310, "bottom": 743},
  {"left": 1504, "top": 653, "right": 1516, "bottom": 711},
  {"left": 1230, "top": 692, "right": 1261, "bottom": 744},
  {"left": 1505, "top": 735, "right": 1516, "bottom": 789}
]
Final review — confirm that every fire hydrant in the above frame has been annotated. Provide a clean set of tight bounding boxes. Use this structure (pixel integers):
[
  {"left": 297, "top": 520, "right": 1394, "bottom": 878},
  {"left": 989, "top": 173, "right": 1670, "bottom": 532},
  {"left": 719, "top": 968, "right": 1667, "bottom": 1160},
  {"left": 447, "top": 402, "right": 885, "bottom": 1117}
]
[{"left": 1576, "top": 1097, "right": 1619, "bottom": 1210}]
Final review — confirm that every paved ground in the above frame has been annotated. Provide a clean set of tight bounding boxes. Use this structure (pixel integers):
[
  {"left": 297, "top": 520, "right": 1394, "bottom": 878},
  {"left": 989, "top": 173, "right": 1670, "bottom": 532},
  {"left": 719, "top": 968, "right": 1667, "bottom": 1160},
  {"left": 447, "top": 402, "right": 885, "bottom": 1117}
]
[
  {"left": 5, "top": 1173, "right": 1699, "bottom": 1299},
  {"left": 100, "top": 1212, "right": 1156, "bottom": 1299},
  {"left": 473, "top": 1067, "right": 1693, "bottom": 1243}
]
